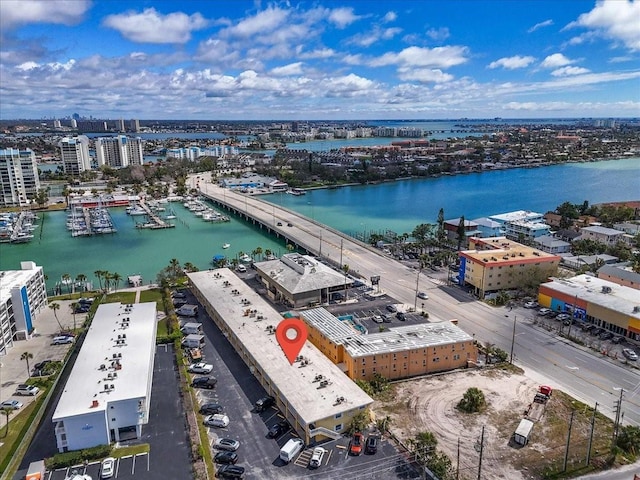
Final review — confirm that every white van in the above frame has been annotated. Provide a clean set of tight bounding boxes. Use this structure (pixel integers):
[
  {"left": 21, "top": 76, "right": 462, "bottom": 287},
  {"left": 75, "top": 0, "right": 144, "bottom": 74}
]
[
  {"left": 279, "top": 438, "right": 304, "bottom": 463},
  {"left": 236, "top": 264, "right": 247, "bottom": 273}
]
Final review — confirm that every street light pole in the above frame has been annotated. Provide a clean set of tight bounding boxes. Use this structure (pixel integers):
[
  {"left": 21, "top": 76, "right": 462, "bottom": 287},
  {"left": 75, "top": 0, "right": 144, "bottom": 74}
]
[
  {"left": 414, "top": 268, "right": 421, "bottom": 311},
  {"left": 510, "top": 315, "right": 517, "bottom": 364}
]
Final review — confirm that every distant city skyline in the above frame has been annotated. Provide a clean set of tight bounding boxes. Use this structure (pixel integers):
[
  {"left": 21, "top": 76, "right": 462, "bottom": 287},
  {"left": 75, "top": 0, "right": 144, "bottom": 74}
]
[{"left": 0, "top": 0, "right": 639, "bottom": 120}]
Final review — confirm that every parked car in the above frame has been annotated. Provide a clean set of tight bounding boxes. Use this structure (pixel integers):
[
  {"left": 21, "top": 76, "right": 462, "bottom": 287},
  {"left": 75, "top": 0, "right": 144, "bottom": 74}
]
[
  {"left": 204, "top": 414, "right": 229, "bottom": 428},
  {"left": 524, "top": 301, "right": 538, "bottom": 309},
  {"left": 417, "top": 292, "right": 429, "bottom": 300},
  {"left": 386, "top": 304, "right": 397, "bottom": 313},
  {"left": 612, "top": 335, "right": 626, "bottom": 344},
  {"left": 217, "top": 465, "right": 245, "bottom": 478},
  {"left": 349, "top": 432, "right": 364, "bottom": 455},
  {"left": 537, "top": 308, "right": 551, "bottom": 316},
  {"left": 556, "top": 313, "right": 570, "bottom": 322},
  {"left": 623, "top": 349, "right": 638, "bottom": 361},
  {"left": 74, "top": 304, "right": 90, "bottom": 313},
  {"left": 172, "top": 291, "right": 187, "bottom": 299},
  {"left": 372, "top": 315, "right": 383, "bottom": 323},
  {"left": 599, "top": 331, "right": 613, "bottom": 341},
  {"left": 267, "top": 420, "right": 290, "bottom": 438},
  {"left": 16, "top": 384, "right": 39, "bottom": 396},
  {"left": 381, "top": 314, "right": 392, "bottom": 323},
  {"left": 188, "top": 362, "right": 213, "bottom": 374},
  {"left": 309, "top": 447, "right": 326, "bottom": 468},
  {"left": 581, "top": 323, "right": 595, "bottom": 332},
  {"left": 214, "top": 438, "right": 240, "bottom": 452},
  {"left": 214, "top": 451, "right": 238, "bottom": 465},
  {"left": 0, "top": 399, "right": 23, "bottom": 410},
  {"left": 591, "top": 327, "right": 603, "bottom": 336},
  {"left": 254, "top": 395, "right": 275, "bottom": 412},
  {"left": 33, "top": 359, "right": 52, "bottom": 371},
  {"left": 191, "top": 376, "right": 217, "bottom": 389},
  {"left": 396, "top": 312, "right": 406, "bottom": 321},
  {"left": 365, "top": 436, "right": 379, "bottom": 454},
  {"left": 100, "top": 457, "right": 116, "bottom": 479},
  {"left": 52, "top": 335, "right": 73, "bottom": 345},
  {"left": 199, "top": 403, "right": 223, "bottom": 415}
]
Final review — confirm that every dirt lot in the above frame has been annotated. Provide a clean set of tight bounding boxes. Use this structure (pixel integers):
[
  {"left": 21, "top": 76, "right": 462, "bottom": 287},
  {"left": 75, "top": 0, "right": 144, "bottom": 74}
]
[{"left": 377, "top": 368, "right": 613, "bottom": 480}]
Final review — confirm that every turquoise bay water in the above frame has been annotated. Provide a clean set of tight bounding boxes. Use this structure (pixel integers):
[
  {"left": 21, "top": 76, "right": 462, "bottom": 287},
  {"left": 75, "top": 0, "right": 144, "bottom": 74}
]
[{"left": 1, "top": 157, "right": 638, "bottom": 291}]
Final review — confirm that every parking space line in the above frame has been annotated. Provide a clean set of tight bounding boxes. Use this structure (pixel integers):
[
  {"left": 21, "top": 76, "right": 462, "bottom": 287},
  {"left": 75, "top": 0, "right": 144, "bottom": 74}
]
[
  {"left": 115, "top": 457, "right": 120, "bottom": 478},
  {"left": 325, "top": 448, "right": 333, "bottom": 465},
  {"left": 131, "top": 454, "right": 136, "bottom": 475}
]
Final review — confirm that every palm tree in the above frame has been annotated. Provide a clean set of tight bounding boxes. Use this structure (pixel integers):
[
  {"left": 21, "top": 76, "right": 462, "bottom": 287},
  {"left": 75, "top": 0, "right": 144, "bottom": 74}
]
[
  {"left": 255, "top": 246, "right": 263, "bottom": 260},
  {"left": 1, "top": 406, "right": 13, "bottom": 437},
  {"left": 112, "top": 272, "right": 122, "bottom": 291},
  {"left": 169, "top": 258, "right": 181, "bottom": 279},
  {"left": 20, "top": 351, "right": 33, "bottom": 377},
  {"left": 62, "top": 273, "right": 72, "bottom": 293},
  {"left": 342, "top": 264, "right": 350, "bottom": 300},
  {"left": 94, "top": 270, "right": 105, "bottom": 292},
  {"left": 70, "top": 302, "right": 78, "bottom": 331},
  {"left": 76, "top": 273, "right": 87, "bottom": 292},
  {"left": 183, "top": 262, "right": 198, "bottom": 273},
  {"left": 49, "top": 302, "right": 63, "bottom": 331},
  {"left": 102, "top": 271, "right": 112, "bottom": 293}
]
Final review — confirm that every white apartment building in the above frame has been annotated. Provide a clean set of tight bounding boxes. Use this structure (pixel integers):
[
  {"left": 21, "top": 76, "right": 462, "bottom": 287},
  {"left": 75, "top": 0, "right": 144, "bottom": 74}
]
[
  {"left": 53, "top": 302, "right": 157, "bottom": 452},
  {"left": 95, "top": 136, "right": 144, "bottom": 168},
  {"left": 0, "top": 148, "right": 41, "bottom": 207},
  {"left": 0, "top": 262, "right": 48, "bottom": 355},
  {"left": 166, "top": 145, "right": 239, "bottom": 161},
  {"left": 578, "top": 225, "right": 626, "bottom": 246},
  {"left": 59, "top": 136, "right": 91, "bottom": 176}
]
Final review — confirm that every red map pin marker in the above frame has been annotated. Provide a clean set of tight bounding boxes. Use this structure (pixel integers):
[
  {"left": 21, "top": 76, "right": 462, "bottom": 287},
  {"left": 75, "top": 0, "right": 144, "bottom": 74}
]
[{"left": 276, "top": 318, "right": 308, "bottom": 365}]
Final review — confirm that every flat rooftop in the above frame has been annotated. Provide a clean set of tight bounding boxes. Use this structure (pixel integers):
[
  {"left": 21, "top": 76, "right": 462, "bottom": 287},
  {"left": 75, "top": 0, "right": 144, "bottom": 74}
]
[
  {"left": 543, "top": 275, "right": 640, "bottom": 320},
  {"left": 464, "top": 237, "right": 559, "bottom": 264},
  {"left": 53, "top": 302, "right": 157, "bottom": 420},
  {"left": 489, "top": 210, "right": 543, "bottom": 223},
  {"left": 188, "top": 269, "right": 372, "bottom": 423},
  {"left": 255, "top": 253, "right": 350, "bottom": 294},
  {"left": 301, "top": 307, "right": 473, "bottom": 357},
  {"left": 0, "top": 264, "right": 42, "bottom": 303}
]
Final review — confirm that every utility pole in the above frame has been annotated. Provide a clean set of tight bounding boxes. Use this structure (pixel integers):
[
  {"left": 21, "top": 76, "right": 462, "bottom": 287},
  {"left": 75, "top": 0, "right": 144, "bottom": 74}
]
[
  {"left": 586, "top": 402, "right": 598, "bottom": 465},
  {"left": 477, "top": 425, "right": 485, "bottom": 480},
  {"left": 414, "top": 268, "right": 421, "bottom": 311},
  {"left": 319, "top": 231, "right": 322, "bottom": 256},
  {"left": 509, "top": 315, "right": 517, "bottom": 364},
  {"left": 340, "top": 239, "right": 343, "bottom": 268},
  {"left": 456, "top": 437, "right": 460, "bottom": 480},
  {"left": 563, "top": 410, "right": 575, "bottom": 472},
  {"left": 613, "top": 388, "right": 625, "bottom": 446}
]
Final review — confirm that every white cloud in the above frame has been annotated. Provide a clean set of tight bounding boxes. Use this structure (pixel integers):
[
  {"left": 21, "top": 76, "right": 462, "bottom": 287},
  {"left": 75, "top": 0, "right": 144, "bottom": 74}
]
[
  {"left": 540, "top": 53, "right": 574, "bottom": 68},
  {"left": 348, "top": 26, "right": 402, "bottom": 47},
  {"left": 426, "top": 27, "right": 450, "bottom": 42},
  {"left": 567, "top": 0, "right": 640, "bottom": 51},
  {"left": 298, "top": 48, "right": 336, "bottom": 59},
  {"left": 398, "top": 68, "right": 453, "bottom": 83},
  {"left": 609, "top": 56, "right": 633, "bottom": 63},
  {"left": 0, "top": 0, "right": 90, "bottom": 29},
  {"left": 103, "top": 8, "right": 208, "bottom": 44},
  {"left": 271, "top": 62, "right": 304, "bottom": 76},
  {"left": 328, "top": 7, "right": 360, "bottom": 29},
  {"left": 527, "top": 19, "right": 553, "bottom": 33},
  {"left": 550, "top": 66, "right": 591, "bottom": 77},
  {"left": 220, "top": 6, "right": 288, "bottom": 39},
  {"left": 488, "top": 55, "right": 535, "bottom": 70},
  {"left": 382, "top": 11, "right": 397, "bottom": 23},
  {"left": 370, "top": 46, "right": 468, "bottom": 69},
  {"left": 15, "top": 59, "right": 76, "bottom": 71}
]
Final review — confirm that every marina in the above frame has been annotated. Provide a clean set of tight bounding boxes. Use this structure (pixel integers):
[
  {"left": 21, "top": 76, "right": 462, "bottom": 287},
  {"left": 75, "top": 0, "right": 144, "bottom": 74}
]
[{"left": 0, "top": 211, "right": 39, "bottom": 243}]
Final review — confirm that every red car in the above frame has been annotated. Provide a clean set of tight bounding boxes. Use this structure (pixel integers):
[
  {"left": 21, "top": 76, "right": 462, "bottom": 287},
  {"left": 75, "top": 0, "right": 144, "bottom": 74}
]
[{"left": 349, "top": 432, "right": 364, "bottom": 455}]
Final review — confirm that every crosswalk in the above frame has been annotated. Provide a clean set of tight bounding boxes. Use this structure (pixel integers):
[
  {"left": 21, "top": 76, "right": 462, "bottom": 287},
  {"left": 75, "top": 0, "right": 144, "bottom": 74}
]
[{"left": 294, "top": 448, "right": 313, "bottom": 467}]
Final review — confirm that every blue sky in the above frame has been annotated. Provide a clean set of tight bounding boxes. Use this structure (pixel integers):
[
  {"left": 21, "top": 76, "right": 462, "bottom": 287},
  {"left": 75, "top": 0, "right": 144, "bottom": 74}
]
[{"left": 0, "top": 0, "right": 638, "bottom": 120}]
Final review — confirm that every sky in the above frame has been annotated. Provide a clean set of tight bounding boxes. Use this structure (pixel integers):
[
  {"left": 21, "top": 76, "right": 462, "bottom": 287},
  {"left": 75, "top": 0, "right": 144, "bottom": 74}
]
[{"left": 0, "top": 0, "right": 639, "bottom": 120}]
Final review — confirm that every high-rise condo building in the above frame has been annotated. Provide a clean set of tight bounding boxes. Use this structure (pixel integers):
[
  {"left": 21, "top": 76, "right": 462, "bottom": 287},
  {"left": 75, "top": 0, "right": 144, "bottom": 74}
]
[
  {"left": 95, "top": 136, "right": 144, "bottom": 168},
  {"left": 59, "top": 135, "right": 91, "bottom": 176},
  {"left": 0, "top": 148, "right": 40, "bottom": 207}
]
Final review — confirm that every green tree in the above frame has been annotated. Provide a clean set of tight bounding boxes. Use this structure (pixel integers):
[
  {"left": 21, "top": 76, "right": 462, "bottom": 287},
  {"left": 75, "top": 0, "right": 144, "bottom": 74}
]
[
  {"left": 70, "top": 302, "right": 78, "bottom": 331},
  {"left": 75, "top": 273, "right": 87, "bottom": 291},
  {"left": 346, "top": 409, "right": 370, "bottom": 435},
  {"left": 1, "top": 406, "right": 13, "bottom": 437},
  {"left": 617, "top": 425, "right": 640, "bottom": 455},
  {"left": 457, "top": 387, "right": 486, "bottom": 413},
  {"left": 456, "top": 215, "right": 466, "bottom": 251},
  {"left": 21, "top": 351, "right": 33, "bottom": 377},
  {"left": 49, "top": 302, "right": 63, "bottom": 331},
  {"left": 437, "top": 208, "right": 446, "bottom": 244},
  {"left": 111, "top": 272, "right": 122, "bottom": 291}
]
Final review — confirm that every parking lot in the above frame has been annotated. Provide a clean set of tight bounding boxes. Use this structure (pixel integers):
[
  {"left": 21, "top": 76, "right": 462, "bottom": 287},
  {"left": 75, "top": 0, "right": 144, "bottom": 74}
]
[
  {"left": 45, "top": 453, "right": 149, "bottom": 480},
  {"left": 180, "top": 282, "right": 420, "bottom": 479}
]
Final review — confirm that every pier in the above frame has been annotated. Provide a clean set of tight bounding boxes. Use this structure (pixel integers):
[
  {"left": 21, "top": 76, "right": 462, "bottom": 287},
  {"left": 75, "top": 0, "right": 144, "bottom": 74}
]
[{"left": 134, "top": 200, "right": 175, "bottom": 230}]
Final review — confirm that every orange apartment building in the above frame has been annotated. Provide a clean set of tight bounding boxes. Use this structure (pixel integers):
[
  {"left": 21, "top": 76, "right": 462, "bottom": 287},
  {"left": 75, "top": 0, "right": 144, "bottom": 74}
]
[
  {"left": 300, "top": 308, "right": 477, "bottom": 381},
  {"left": 458, "top": 237, "right": 561, "bottom": 298}
]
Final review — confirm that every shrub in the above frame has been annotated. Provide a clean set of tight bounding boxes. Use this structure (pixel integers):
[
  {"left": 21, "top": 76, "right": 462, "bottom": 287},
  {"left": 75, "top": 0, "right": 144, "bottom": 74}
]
[
  {"left": 457, "top": 387, "right": 486, "bottom": 413},
  {"left": 46, "top": 444, "right": 112, "bottom": 469}
]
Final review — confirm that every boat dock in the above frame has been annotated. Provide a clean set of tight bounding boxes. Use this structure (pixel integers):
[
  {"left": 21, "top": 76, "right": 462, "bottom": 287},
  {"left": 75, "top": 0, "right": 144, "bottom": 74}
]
[
  {"left": 134, "top": 200, "right": 175, "bottom": 230},
  {"left": 67, "top": 206, "right": 117, "bottom": 236}
]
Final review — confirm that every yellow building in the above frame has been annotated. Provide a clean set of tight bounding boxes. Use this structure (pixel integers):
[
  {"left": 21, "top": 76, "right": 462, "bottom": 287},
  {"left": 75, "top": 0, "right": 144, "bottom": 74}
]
[
  {"left": 459, "top": 237, "right": 561, "bottom": 298},
  {"left": 300, "top": 308, "right": 477, "bottom": 381}
]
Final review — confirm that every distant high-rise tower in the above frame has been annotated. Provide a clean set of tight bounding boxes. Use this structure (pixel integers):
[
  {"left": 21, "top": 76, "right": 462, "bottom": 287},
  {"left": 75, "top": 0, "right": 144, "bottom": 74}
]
[
  {"left": 117, "top": 119, "right": 126, "bottom": 132},
  {"left": 53, "top": 119, "right": 62, "bottom": 129},
  {"left": 59, "top": 136, "right": 91, "bottom": 176},
  {"left": 72, "top": 113, "right": 80, "bottom": 120},
  {"left": 95, "top": 135, "right": 144, "bottom": 168},
  {"left": 130, "top": 119, "right": 140, "bottom": 133},
  {"left": 0, "top": 148, "right": 40, "bottom": 207},
  {"left": 70, "top": 118, "right": 77, "bottom": 129}
]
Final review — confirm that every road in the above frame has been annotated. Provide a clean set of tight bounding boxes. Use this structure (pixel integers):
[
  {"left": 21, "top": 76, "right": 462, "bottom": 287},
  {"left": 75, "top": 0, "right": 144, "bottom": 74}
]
[{"left": 194, "top": 178, "right": 640, "bottom": 426}]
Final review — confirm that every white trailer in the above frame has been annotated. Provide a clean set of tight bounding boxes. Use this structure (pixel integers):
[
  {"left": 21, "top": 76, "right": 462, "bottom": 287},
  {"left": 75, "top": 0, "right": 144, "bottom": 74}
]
[{"left": 514, "top": 418, "right": 534, "bottom": 446}]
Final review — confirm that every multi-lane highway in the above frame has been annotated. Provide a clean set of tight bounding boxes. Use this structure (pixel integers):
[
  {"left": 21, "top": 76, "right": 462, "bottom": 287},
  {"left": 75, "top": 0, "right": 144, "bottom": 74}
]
[{"left": 195, "top": 178, "right": 640, "bottom": 426}]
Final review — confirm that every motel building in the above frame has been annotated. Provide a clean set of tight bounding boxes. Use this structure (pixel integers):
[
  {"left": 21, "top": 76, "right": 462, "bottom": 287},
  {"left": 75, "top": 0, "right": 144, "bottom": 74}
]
[
  {"left": 188, "top": 269, "right": 373, "bottom": 445},
  {"left": 52, "top": 302, "right": 156, "bottom": 452}
]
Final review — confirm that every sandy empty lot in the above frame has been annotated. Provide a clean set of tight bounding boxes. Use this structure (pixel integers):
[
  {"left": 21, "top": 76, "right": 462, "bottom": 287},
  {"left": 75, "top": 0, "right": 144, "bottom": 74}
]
[{"left": 379, "top": 368, "right": 601, "bottom": 480}]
